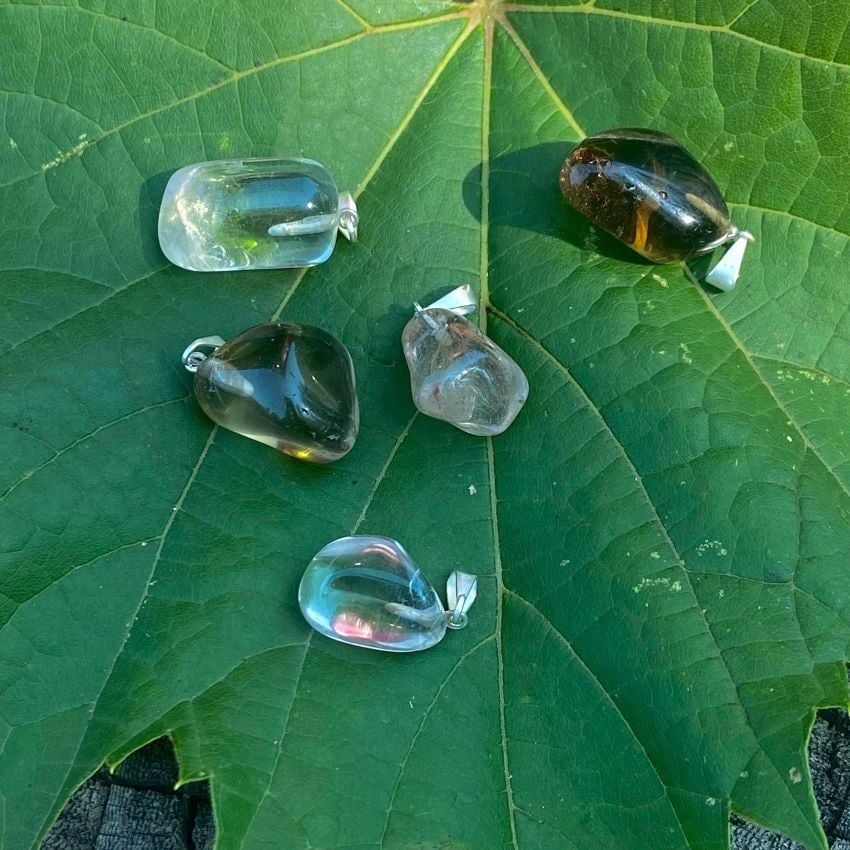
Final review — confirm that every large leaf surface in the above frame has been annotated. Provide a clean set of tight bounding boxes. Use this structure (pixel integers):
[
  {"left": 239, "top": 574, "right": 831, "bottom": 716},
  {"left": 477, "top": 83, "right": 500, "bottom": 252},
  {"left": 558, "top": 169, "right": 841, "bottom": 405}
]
[{"left": 1, "top": 0, "right": 850, "bottom": 847}]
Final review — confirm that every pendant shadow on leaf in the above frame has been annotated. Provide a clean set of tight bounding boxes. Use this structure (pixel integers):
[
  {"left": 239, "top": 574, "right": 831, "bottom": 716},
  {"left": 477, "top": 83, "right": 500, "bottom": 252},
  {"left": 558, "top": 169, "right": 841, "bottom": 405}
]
[
  {"left": 462, "top": 141, "right": 652, "bottom": 266},
  {"left": 140, "top": 170, "right": 179, "bottom": 267}
]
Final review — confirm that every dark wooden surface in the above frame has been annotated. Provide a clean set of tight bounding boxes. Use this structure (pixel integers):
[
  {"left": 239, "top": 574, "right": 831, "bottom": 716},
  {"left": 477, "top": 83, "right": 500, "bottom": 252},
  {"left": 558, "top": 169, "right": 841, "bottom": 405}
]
[
  {"left": 44, "top": 710, "right": 850, "bottom": 849},
  {"left": 43, "top": 739, "right": 213, "bottom": 850}
]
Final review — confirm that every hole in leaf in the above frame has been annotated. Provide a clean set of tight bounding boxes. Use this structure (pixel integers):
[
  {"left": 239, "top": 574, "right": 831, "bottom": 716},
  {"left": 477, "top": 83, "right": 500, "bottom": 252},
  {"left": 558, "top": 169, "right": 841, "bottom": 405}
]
[
  {"left": 44, "top": 738, "right": 214, "bottom": 850},
  {"left": 46, "top": 711, "right": 850, "bottom": 849}
]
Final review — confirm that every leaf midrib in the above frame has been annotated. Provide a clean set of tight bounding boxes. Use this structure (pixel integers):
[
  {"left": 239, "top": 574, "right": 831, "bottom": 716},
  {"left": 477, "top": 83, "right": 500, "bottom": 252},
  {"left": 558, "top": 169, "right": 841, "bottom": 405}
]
[
  {"left": 487, "top": 23, "right": 840, "bottom": 833},
  {"left": 503, "top": 2, "right": 850, "bottom": 72},
  {"left": 0, "top": 11, "right": 468, "bottom": 191},
  {"left": 500, "top": 15, "right": 850, "bottom": 510},
  {"left": 22, "top": 4, "right": 849, "bottom": 847},
  {"left": 478, "top": 15, "right": 523, "bottom": 850},
  {"left": 488, "top": 299, "right": 828, "bottom": 839},
  {"left": 33, "top": 19, "right": 477, "bottom": 847}
]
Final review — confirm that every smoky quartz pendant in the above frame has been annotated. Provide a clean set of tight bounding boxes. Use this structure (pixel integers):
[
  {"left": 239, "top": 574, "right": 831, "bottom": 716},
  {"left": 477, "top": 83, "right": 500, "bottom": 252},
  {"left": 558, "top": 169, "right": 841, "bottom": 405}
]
[
  {"left": 159, "top": 157, "right": 358, "bottom": 271},
  {"left": 560, "top": 129, "right": 752, "bottom": 290},
  {"left": 182, "top": 323, "right": 358, "bottom": 463}
]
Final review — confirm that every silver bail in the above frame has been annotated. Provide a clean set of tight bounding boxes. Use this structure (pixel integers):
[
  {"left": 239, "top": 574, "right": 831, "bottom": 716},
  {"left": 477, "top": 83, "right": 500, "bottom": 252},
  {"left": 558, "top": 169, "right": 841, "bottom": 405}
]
[
  {"left": 417, "top": 284, "right": 477, "bottom": 317},
  {"left": 706, "top": 229, "right": 753, "bottom": 292},
  {"left": 337, "top": 191, "right": 358, "bottom": 242},
  {"left": 181, "top": 336, "right": 225, "bottom": 373},
  {"left": 266, "top": 192, "right": 359, "bottom": 242},
  {"left": 267, "top": 213, "right": 338, "bottom": 238},
  {"left": 446, "top": 570, "right": 477, "bottom": 630}
]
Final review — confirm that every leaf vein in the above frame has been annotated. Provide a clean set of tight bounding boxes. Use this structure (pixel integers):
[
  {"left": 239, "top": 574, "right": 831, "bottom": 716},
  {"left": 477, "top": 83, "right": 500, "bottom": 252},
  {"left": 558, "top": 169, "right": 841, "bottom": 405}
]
[
  {"left": 6, "top": 2, "right": 238, "bottom": 71},
  {"left": 684, "top": 267, "right": 850, "bottom": 505},
  {"left": 377, "top": 635, "right": 495, "bottom": 847},
  {"left": 503, "top": 587, "right": 692, "bottom": 845},
  {"left": 5, "top": 537, "right": 160, "bottom": 616},
  {"left": 0, "top": 265, "right": 169, "bottom": 359},
  {"left": 498, "top": 17, "right": 586, "bottom": 138},
  {"left": 0, "top": 12, "right": 467, "bottom": 190},
  {"left": 0, "top": 395, "right": 189, "bottom": 502},
  {"left": 37, "top": 424, "right": 217, "bottom": 844},
  {"left": 504, "top": 4, "right": 850, "bottom": 72}
]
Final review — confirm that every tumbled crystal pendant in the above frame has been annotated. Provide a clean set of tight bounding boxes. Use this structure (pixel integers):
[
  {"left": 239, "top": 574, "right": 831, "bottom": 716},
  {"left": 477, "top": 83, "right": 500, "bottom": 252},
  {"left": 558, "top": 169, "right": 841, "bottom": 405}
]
[
  {"left": 158, "top": 157, "right": 358, "bottom": 271},
  {"left": 402, "top": 285, "right": 528, "bottom": 436},
  {"left": 182, "top": 323, "right": 358, "bottom": 463},
  {"left": 559, "top": 129, "right": 752, "bottom": 290},
  {"left": 299, "top": 535, "right": 477, "bottom": 652}
]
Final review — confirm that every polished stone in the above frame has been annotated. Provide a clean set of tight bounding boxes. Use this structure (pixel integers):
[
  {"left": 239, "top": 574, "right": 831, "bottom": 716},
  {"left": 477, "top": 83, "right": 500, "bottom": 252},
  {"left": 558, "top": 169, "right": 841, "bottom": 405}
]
[
  {"left": 193, "top": 322, "right": 358, "bottom": 463},
  {"left": 560, "top": 128, "right": 733, "bottom": 262},
  {"left": 299, "top": 536, "right": 448, "bottom": 652},
  {"left": 159, "top": 157, "right": 341, "bottom": 270},
  {"left": 403, "top": 308, "right": 528, "bottom": 436}
]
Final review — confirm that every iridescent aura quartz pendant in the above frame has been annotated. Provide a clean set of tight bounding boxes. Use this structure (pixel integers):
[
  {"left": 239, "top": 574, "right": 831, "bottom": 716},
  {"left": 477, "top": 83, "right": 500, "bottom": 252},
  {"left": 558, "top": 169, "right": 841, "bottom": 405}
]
[
  {"left": 559, "top": 129, "right": 753, "bottom": 291},
  {"left": 158, "top": 157, "right": 358, "bottom": 271},
  {"left": 299, "top": 535, "right": 478, "bottom": 652},
  {"left": 402, "top": 285, "right": 529, "bottom": 436},
  {"left": 182, "top": 323, "right": 358, "bottom": 463}
]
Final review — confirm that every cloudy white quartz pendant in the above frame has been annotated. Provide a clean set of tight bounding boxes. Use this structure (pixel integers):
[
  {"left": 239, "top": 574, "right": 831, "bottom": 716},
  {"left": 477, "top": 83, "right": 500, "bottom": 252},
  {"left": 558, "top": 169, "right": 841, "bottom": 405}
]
[
  {"left": 158, "top": 157, "right": 358, "bottom": 271},
  {"left": 402, "top": 285, "right": 529, "bottom": 436},
  {"left": 298, "top": 536, "right": 477, "bottom": 652}
]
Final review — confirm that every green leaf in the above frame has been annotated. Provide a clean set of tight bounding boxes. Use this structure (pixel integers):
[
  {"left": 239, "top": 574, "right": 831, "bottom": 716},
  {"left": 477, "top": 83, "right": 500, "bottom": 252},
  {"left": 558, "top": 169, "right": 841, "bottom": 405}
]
[{"left": 1, "top": 1, "right": 849, "bottom": 847}]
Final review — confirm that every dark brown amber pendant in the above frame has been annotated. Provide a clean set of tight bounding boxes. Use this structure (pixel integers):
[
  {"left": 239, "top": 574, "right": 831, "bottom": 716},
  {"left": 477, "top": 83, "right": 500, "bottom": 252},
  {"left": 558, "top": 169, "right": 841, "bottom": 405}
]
[{"left": 560, "top": 128, "right": 737, "bottom": 265}]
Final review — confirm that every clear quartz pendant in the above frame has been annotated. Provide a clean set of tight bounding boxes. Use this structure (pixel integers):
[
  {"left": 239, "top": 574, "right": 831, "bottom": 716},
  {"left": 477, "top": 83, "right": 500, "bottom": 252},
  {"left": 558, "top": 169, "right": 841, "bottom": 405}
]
[
  {"left": 182, "top": 323, "right": 358, "bottom": 463},
  {"left": 402, "top": 286, "right": 529, "bottom": 436},
  {"left": 158, "top": 157, "right": 358, "bottom": 271},
  {"left": 298, "top": 536, "right": 477, "bottom": 652}
]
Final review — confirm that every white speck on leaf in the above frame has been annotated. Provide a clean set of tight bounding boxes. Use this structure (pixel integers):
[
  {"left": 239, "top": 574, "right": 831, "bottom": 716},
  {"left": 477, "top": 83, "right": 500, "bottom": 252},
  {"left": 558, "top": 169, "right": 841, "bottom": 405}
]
[
  {"left": 633, "top": 576, "right": 683, "bottom": 594},
  {"left": 697, "top": 540, "right": 726, "bottom": 556},
  {"left": 41, "top": 139, "right": 92, "bottom": 172},
  {"left": 790, "top": 767, "right": 802, "bottom": 783},
  {"left": 468, "top": 484, "right": 477, "bottom": 495}
]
